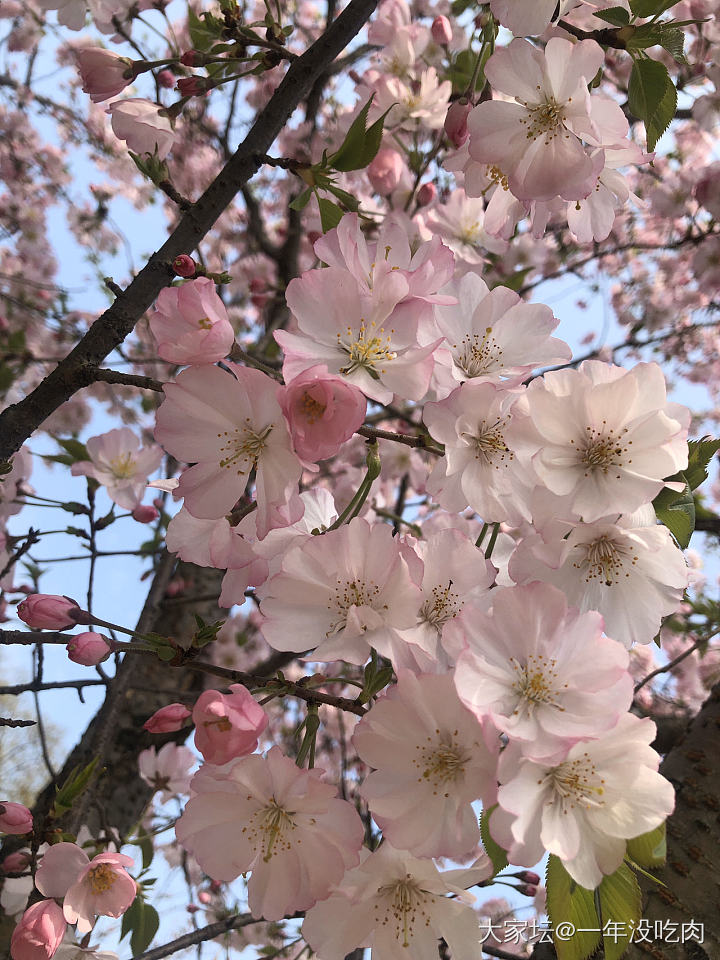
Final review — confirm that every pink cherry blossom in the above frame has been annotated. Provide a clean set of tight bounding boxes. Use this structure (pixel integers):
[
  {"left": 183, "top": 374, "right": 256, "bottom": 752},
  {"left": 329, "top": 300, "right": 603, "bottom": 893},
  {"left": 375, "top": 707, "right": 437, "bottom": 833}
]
[
  {"left": 75, "top": 48, "right": 133, "bottom": 103},
  {"left": 517, "top": 360, "right": 690, "bottom": 522},
  {"left": 36, "top": 843, "right": 136, "bottom": 934},
  {"left": 509, "top": 513, "right": 688, "bottom": 647},
  {"left": 492, "top": 714, "right": 675, "bottom": 889},
  {"left": 10, "top": 900, "right": 66, "bottom": 960},
  {"left": 354, "top": 671, "right": 498, "bottom": 857},
  {"left": 65, "top": 632, "right": 112, "bottom": 666},
  {"left": 71, "top": 428, "right": 163, "bottom": 511},
  {"left": 367, "top": 148, "right": 406, "bottom": 195},
  {"left": 467, "top": 38, "right": 623, "bottom": 201},
  {"left": 143, "top": 702, "right": 192, "bottom": 733},
  {"left": 149, "top": 276, "right": 235, "bottom": 365},
  {"left": 444, "top": 98, "right": 471, "bottom": 148},
  {"left": 303, "top": 843, "right": 483, "bottom": 960},
  {"left": 279, "top": 365, "right": 367, "bottom": 466},
  {"left": 0, "top": 802, "right": 33, "bottom": 835},
  {"left": 107, "top": 99, "right": 176, "bottom": 159},
  {"left": 18, "top": 595, "right": 81, "bottom": 630},
  {"left": 175, "top": 746, "right": 364, "bottom": 920},
  {"left": 153, "top": 364, "right": 304, "bottom": 539},
  {"left": 258, "top": 517, "right": 422, "bottom": 666},
  {"left": 192, "top": 684, "right": 268, "bottom": 765},
  {"left": 422, "top": 190, "right": 507, "bottom": 266},
  {"left": 138, "top": 743, "right": 195, "bottom": 801},
  {"left": 450, "top": 582, "right": 633, "bottom": 762}
]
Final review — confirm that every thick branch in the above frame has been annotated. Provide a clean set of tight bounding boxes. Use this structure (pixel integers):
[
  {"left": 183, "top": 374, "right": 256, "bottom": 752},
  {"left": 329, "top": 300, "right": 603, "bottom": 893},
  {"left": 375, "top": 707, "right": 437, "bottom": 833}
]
[{"left": 0, "top": 0, "right": 379, "bottom": 462}]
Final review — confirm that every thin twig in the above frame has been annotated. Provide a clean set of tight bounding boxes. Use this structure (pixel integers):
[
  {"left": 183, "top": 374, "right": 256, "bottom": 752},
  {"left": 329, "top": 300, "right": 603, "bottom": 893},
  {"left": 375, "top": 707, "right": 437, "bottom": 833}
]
[
  {"left": 357, "top": 425, "right": 443, "bottom": 455},
  {"left": 130, "top": 913, "right": 257, "bottom": 960},
  {"left": 0, "top": 717, "right": 37, "bottom": 727},
  {"left": 634, "top": 634, "right": 718, "bottom": 694},
  {"left": 91, "top": 368, "right": 165, "bottom": 392}
]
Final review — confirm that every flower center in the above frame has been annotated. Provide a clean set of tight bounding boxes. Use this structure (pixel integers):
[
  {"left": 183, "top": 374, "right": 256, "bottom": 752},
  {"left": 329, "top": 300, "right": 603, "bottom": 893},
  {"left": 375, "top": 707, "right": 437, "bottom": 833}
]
[
  {"left": 338, "top": 319, "right": 397, "bottom": 379},
  {"left": 454, "top": 327, "right": 504, "bottom": 379},
  {"left": 327, "top": 577, "right": 382, "bottom": 636},
  {"left": 463, "top": 418, "right": 513, "bottom": 467},
  {"left": 86, "top": 863, "right": 118, "bottom": 895},
  {"left": 458, "top": 220, "right": 482, "bottom": 245},
  {"left": 510, "top": 654, "right": 566, "bottom": 713},
  {"left": 217, "top": 422, "right": 273, "bottom": 474},
  {"left": 520, "top": 95, "right": 568, "bottom": 142},
  {"left": 109, "top": 453, "right": 137, "bottom": 479},
  {"left": 486, "top": 165, "right": 509, "bottom": 191},
  {"left": 573, "top": 535, "right": 638, "bottom": 587},
  {"left": 243, "top": 797, "right": 297, "bottom": 863},
  {"left": 376, "top": 875, "right": 437, "bottom": 948},
  {"left": 202, "top": 716, "right": 232, "bottom": 732},
  {"left": 300, "top": 391, "right": 327, "bottom": 424},
  {"left": 415, "top": 731, "right": 470, "bottom": 794},
  {"left": 570, "top": 422, "right": 632, "bottom": 478},
  {"left": 197, "top": 316, "right": 212, "bottom": 329},
  {"left": 547, "top": 753, "right": 606, "bottom": 811},
  {"left": 420, "top": 581, "right": 461, "bottom": 629}
]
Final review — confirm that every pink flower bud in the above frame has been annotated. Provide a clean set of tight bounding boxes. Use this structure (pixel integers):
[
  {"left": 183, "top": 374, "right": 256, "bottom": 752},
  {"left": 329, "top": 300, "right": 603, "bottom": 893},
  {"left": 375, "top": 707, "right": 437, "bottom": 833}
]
[
  {"left": 2, "top": 851, "right": 31, "bottom": 873},
  {"left": 187, "top": 904, "right": 200, "bottom": 914},
  {"left": 0, "top": 802, "right": 33, "bottom": 835},
  {"left": 192, "top": 684, "right": 268, "bottom": 765},
  {"left": 518, "top": 883, "right": 538, "bottom": 897},
  {"left": 367, "top": 148, "right": 405, "bottom": 196},
  {"left": 279, "top": 365, "right": 367, "bottom": 465},
  {"left": 416, "top": 182, "right": 437, "bottom": 207},
  {"left": 153, "top": 496, "right": 164, "bottom": 509},
  {"left": 157, "top": 69, "right": 175, "bottom": 88},
  {"left": 514, "top": 870, "right": 541, "bottom": 886},
  {"left": 180, "top": 49, "right": 201, "bottom": 66},
  {"left": 177, "top": 76, "right": 206, "bottom": 97},
  {"left": 17, "top": 594, "right": 81, "bottom": 630},
  {"left": 172, "top": 254, "right": 197, "bottom": 277},
  {"left": 132, "top": 504, "right": 159, "bottom": 523},
  {"left": 444, "top": 98, "right": 471, "bottom": 148},
  {"left": 76, "top": 47, "right": 133, "bottom": 103},
  {"left": 165, "top": 578, "right": 186, "bottom": 598},
  {"left": 198, "top": 891, "right": 211, "bottom": 904},
  {"left": 307, "top": 230, "right": 321, "bottom": 246},
  {"left": 431, "top": 15, "right": 453, "bottom": 45},
  {"left": 10, "top": 900, "right": 66, "bottom": 960},
  {"left": 66, "top": 632, "right": 113, "bottom": 667},
  {"left": 143, "top": 703, "right": 192, "bottom": 733}
]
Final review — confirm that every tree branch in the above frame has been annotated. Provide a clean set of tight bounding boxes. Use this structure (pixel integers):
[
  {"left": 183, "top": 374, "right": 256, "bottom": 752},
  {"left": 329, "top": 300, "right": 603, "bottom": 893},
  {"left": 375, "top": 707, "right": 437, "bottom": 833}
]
[{"left": 0, "top": 0, "right": 379, "bottom": 463}]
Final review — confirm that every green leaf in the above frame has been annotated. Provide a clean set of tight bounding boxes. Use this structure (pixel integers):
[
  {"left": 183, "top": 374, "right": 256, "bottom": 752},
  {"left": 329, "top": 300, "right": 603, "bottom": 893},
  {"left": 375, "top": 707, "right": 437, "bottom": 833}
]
[
  {"left": 134, "top": 827, "right": 155, "bottom": 871},
  {"left": 479, "top": 805, "right": 508, "bottom": 876},
  {"left": 326, "top": 184, "right": 360, "bottom": 212},
  {"left": 593, "top": 5, "right": 630, "bottom": 23},
  {"left": 55, "top": 437, "right": 90, "bottom": 463},
  {"left": 187, "top": 7, "right": 223, "bottom": 51},
  {"left": 317, "top": 197, "right": 345, "bottom": 233},
  {"left": 120, "top": 895, "right": 140, "bottom": 941},
  {"left": 54, "top": 758, "right": 100, "bottom": 818},
  {"left": 598, "top": 863, "right": 642, "bottom": 960},
  {"left": 448, "top": 46, "right": 490, "bottom": 96},
  {"left": 546, "top": 856, "right": 601, "bottom": 960},
  {"left": 625, "top": 22, "right": 668, "bottom": 51},
  {"left": 630, "top": 0, "right": 681, "bottom": 15},
  {"left": 495, "top": 267, "right": 532, "bottom": 292},
  {"left": 658, "top": 25, "right": 687, "bottom": 62},
  {"left": 131, "top": 901, "right": 159, "bottom": 955},
  {"left": 628, "top": 58, "right": 676, "bottom": 151},
  {"left": 289, "top": 188, "right": 313, "bottom": 211},
  {"left": 626, "top": 824, "right": 666, "bottom": 868},
  {"left": 653, "top": 475, "right": 695, "bottom": 548},
  {"left": 685, "top": 437, "right": 720, "bottom": 491},
  {"left": 328, "top": 96, "right": 391, "bottom": 173}
]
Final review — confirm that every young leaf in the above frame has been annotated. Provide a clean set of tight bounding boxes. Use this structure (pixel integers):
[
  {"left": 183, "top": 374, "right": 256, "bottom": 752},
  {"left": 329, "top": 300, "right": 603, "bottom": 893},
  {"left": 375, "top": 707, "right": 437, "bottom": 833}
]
[
  {"left": 479, "top": 805, "right": 508, "bottom": 876},
  {"left": 685, "top": 437, "right": 720, "bottom": 491},
  {"left": 546, "top": 856, "right": 601, "bottom": 960},
  {"left": 653, "top": 475, "right": 694, "bottom": 547},
  {"left": 55, "top": 437, "right": 90, "bottom": 463},
  {"left": 130, "top": 900, "right": 160, "bottom": 956},
  {"left": 593, "top": 5, "right": 631, "bottom": 23},
  {"left": 627, "top": 58, "right": 676, "bottom": 150},
  {"left": 630, "top": 0, "right": 681, "bottom": 15},
  {"left": 317, "top": 196, "right": 345, "bottom": 233},
  {"left": 328, "top": 96, "right": 390, "bottom": 173},
  {"left": 597, "top": 863, "right": 642, "bottom": 960},
  {"left": 289, "top": 187, "right": 313, "bottom": 212},
  {"left": 626, "top": 823, "right": 667, "bottom": 868}
]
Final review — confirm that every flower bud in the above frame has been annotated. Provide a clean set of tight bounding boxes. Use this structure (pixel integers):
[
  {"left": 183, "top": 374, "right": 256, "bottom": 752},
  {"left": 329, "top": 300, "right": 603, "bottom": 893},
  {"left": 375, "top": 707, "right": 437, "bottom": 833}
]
[
  {"left": 177, "top": 76, "right": 207, "bottom": 97},
  {"left": 444, "top": 98, "right": 471, "bottom": 148},
  {"left": 367, "top": 148, "right": 405, "bottom": 196},
  {"left": 431, "top": 15, "right": 453, "bottom": 45},
  {"left": 172, "top": 254, "right": 197, "bottom": 277},
  {"left": 0, "top": 802, "right": 33, "bottom": 835},
  {"left": 143, "top": 703, "right": 192, "bottom": 733},
  {"left": 198, "top": 891, "right": 211, "bottom": 904},
  {"left": 66, "top": 632, "right": 113, "bottom": 666},
  {"left": 2, "top": 851, "right": 31, "bottom": 873},
  {"left": 180, "top": 49, "right": 202, "bottom": 66},
  {"left": 17, "top": 594, "right": 81, "bottom": 630},
  {"left": 10, "top": 900, "right": 66, "bottom": 960},
  {"left": 416, "top": 182, "right": 437, "bottom": 207},
  {"left": 157, "top": 69, "right": 175, "bottom": 88},
  {"left": 132, "top": 504, "right": 159, "bottom": 523}
]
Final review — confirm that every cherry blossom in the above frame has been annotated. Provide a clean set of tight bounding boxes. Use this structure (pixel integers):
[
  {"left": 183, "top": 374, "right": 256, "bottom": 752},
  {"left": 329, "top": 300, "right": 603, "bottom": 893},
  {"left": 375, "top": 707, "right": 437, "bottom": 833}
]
[
  {"left": 138, "top": 743, "right": 195, "bottom": 801},
  {"left": 192, "top": 684, "right": 268, "bottom": 765},
  {"left": 106, "top": 99, "right": 176, "bottom": 159},
  {"left": 450, "top": 582, "right": 633, "bottom": 761},
  {"left": 149, "top": 276, "right": 236, "bottom": 365},
  {"left": 10, "top": 900, "right": 66, "bottom": 960},
  {"left": 65, "top": 632, "right": 112, "bottom": 666},
  {"left": 143, "top": 703, "right": 191, "bottom": 733},
  {"left": 153, "top": 364, "right": 303, "bottom": 539},
  {"left": 302, "top": 843, "right": 483, "bottom": 960},
  {"left": 492, "top": 714, "right": 675, "bottom": 889},
  {"left": 258, "top": 517, "right": 422, "bottom": 666},
  {"left": 354, "top": 671, "right": 498, "bottom": 857},
  {"left": 18, "top": 595, "right": 81, "bottom": 630},
  {"left": 75, "top": 48, "right": 133, "bottom": 103},
  {"left": 175, "top": 747, "right": 364, "bottom": 920},
  {"left": 71, "top": 428, "right": 163, "bottom": 511}
]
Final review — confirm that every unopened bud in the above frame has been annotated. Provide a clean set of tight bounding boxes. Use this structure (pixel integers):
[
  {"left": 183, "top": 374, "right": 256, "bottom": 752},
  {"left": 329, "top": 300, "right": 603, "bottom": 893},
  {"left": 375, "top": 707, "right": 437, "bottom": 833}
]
[
  {"left": 172, "top": 254, "right": 197, "bottom": 278},
  {"left": 444, "top": 98, "right": 472, "bottom": 148},
  {"left": 416, "top": 182, "right": 436, "bottom": 207},
  {"left": 180, "top": 49, "right": 202, "bottom": 67},
  {"left": 517, "top": 883, "right": 538, "bottom": 897},
  {"left": 157, "top": 69, "right": 175, "bottom": 88},
  {"left": 177, "top": 75, "right": 207, "bottom": 97},
  {"left": 431, "top": 15, "right": 453, "bottom": 45},
  {"left": 132, "top": 504, "right": 159, "bottom": 524}
]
